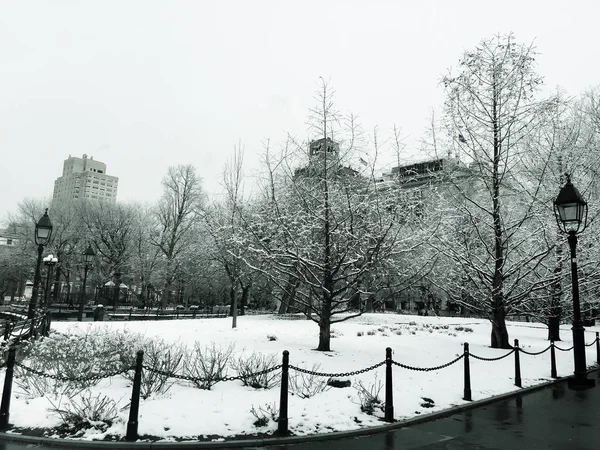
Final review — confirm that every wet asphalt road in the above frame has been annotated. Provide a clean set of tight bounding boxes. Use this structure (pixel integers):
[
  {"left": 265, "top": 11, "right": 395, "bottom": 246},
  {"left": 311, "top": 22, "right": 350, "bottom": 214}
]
[
  {"left": 257, "top": 377, "right": 600, "bottom": 450},
  {"left": 0, "top": 377, "right": 598, "bottom": 449}
]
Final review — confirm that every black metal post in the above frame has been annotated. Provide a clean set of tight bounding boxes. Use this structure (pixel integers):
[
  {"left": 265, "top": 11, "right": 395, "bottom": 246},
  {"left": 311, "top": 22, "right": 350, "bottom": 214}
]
[
  {"left": 596, "top": 332, "right": 599, "bottom": 367},
  {"left": 384, "top": 347, "right": 394, "bottom": 422},
  {"left": 463, "top": 342, "right": 472, "bottom": 401},
  {"left": 514, "top": 339, "right": 522, "bottom": 387},
  {"left": 0, "top": 347, "right": 17, "bottom": 430},
  {"left": 126, "top": 350, "right": 144, "bottom": 441},
  {"left": 550, "top": 340, "right": 557, "bottom": 378},
  {"left": 566, "top": 231, "right": 595, "bottom": 388},
  {"left": 42, "top": 261, "right": 56, "bottom": 310},
  {"left": 78, "top": 265, "right": 90, "bottom": 322},
  {"left": 27, "top": 245, "right": 44, "bottom": 319},
  {"left": 43, "top": 311, "right": 52, "bottom": 337},
  {"left": 278, "top": 350, "right": 289, "bottom": 435}
]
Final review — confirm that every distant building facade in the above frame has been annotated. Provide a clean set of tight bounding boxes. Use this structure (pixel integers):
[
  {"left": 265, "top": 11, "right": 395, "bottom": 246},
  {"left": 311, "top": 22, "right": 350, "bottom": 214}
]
[
  {"left": 52, "top": 154, "right": 118, "bottom": 203},
  {"left": 0, "top": 224, "right": 18, "bottom": 247}
]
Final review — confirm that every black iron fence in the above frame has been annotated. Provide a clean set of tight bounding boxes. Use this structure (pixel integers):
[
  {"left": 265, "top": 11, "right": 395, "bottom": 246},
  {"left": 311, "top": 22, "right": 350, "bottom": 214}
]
[{"left": 0, "top": 332, "right": 599, "bottom": 441}]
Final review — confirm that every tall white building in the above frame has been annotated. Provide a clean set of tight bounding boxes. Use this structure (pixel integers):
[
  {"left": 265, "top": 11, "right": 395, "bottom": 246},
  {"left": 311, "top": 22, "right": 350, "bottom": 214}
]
[{"left": 52, "top": 154, "right": 119, "bottom": 203}]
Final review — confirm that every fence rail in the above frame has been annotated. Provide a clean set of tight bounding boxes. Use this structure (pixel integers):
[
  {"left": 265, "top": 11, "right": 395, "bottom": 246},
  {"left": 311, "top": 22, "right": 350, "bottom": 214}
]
[{"left": 0, "top": 331, "right": 598, "bottom": 440}]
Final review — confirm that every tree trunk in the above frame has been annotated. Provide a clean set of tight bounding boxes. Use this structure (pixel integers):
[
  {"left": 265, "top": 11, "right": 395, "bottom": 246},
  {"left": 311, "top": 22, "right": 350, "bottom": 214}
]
[
  {"left": 240, "top": 284, "right": 250, "bottom": 316},
  {"left": 278, "top": 276, "right": 299, "bottom": 314},
  {"left": 113, "top": 273, "right": 121, "bottom": 309},
  {"left": 230, "top": 285, "right": 238, "bottom": 328},
  {"left": 491, "top": 307, "right": 510, "bottom": 348},
  {"left": 547, "top": 316, "right": 561, "bottom": 341},
  {"left": 317, "top": 313, "right": 331, "bottom": 351}
]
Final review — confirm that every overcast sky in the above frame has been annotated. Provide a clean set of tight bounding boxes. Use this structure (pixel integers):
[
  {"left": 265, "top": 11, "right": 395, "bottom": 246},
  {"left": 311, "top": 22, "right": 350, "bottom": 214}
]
[{"left": 1, "top": 0, "right": 598, "bottom": 222}]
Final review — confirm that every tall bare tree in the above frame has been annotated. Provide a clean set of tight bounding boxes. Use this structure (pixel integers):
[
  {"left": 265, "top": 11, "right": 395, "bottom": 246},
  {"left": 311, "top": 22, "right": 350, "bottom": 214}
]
[
  {"left": 439, "top": 33, "right": 556, "bottom": 348},
  {"left": 152, "top": 165, "right": 203, "bottom": 306},
  {"left": 238, "top": 80, "right": 424, "bottom": 351}
]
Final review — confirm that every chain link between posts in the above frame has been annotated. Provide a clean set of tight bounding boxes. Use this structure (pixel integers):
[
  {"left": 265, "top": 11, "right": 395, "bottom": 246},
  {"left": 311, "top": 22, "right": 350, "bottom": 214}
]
[
  {"left": 14, "top": 361, "right": 133, "bottom": 382},
  {"left": 142, "top": 363, "right": 282, "bottom": 383},
  {"left": 519, "top": 345, "right": 551, "bottom": 356},
  {"left": 289, "top": 360, "right": 386, "bottom": 378},
  {"left": 554, "top": 345, "right": 574, "bottom": 352},
  {"left": 391, "top": 354, "right": 464, "bottom": 372},
  {"left": 585, "top": 337, "right": 598, "bottom": 347},
  {"left": 470, "top": 349, "right": 515, "bottom": 361}
]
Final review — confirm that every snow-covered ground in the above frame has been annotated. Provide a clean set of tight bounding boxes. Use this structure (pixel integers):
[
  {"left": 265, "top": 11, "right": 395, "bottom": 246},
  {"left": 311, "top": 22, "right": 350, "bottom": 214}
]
[{"left": 2, "top": 313, "right": 598, "bottom": 441}]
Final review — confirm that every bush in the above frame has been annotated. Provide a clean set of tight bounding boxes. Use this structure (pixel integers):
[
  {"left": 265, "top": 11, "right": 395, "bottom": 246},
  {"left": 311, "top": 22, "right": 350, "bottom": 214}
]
[
  {"left": 366, "top": 330, "right": 376, "bottom": 336},
  {"left": 356, "top": 331, "right": 364, "bottom": 337},
  {"left": 289, "top": 364, "right": 330, "bottom": 398},
  {"left": 250, "top": 402, "right": 278, "bottom": 427},
  {"left": 125, "top": 338, "right": 185, "bottom": 399},
  {"left": 353, "top": 378, "right": 384, "bottom": 415},
  {"left": 48, "top": 391, "right": 120, "bottom": 436},
  {"left": 232, "top": 351, "right": 279, "bottom": 389},
  {"left": 15, "top": 328, "right": 143, "bottom": 398},
  {"left": 267, "top": 335, "right": 278, "bottom": 341},
  {"left": 184, "top": 342, "right": 234, "bottom": 390}
]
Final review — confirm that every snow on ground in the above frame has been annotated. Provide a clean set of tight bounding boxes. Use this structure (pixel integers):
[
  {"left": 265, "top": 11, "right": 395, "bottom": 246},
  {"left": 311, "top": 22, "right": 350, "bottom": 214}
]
[{"left": 2, "top": 313, "right": 598, "bottom": 441}]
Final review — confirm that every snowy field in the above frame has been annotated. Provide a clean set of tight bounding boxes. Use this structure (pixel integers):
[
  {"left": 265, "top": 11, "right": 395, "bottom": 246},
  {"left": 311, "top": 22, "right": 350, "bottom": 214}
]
[{"left": 2, "top": 313, "right": 598, "bottom": 442}]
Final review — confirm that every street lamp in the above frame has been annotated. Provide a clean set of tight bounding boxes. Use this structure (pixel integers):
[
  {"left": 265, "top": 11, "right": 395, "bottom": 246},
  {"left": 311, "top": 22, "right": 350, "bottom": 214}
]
[
  {"left": 77, "top": 245, "right": 96, "bottom": 321},
  {"left": 554, "top": 175, "right": 595, "bottom": 389},
  {"left": 27, "top": 209, "right": 53, "bottom": 320},
  {"left": 42, "top": 255, "right": 58, "bottom": 309}
]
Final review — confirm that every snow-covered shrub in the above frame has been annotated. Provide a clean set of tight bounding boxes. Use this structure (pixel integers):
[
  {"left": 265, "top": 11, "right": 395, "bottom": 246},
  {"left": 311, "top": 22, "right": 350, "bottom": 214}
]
[
  {"left": 232, "top": 351, "right": 279, "bottom": 389},
  {"left": 356, "top": 331, "right": 364, "bottom": 337},
  {"left": 289, "top": 364, "right": 330, "bottom": 398},
  {"left": 16, "top": 329, "right": 144, "bottom": 398},
  {"left": 250, "top": 402, "right": 278, "bottom": 427},
  {"left": 267, "top": 334, "right": 278, "bottom": 341},
  {"left": 125, "top": 338, "right": 185, "bottom": 399},
  {"left": 48, "top": 391, "right": 120, "bottom": 436},
  {"left": 352, "top": 378, "right": 384, "bottom": 415},
  {"left": 184, "top": 342, "right": 234, "bottom": 390},
  {"left": 330, "top": 329, "right": 343, "bottom": 338},
  {"left": 366, "top": 330, "right": 376, "bottom": 336}
]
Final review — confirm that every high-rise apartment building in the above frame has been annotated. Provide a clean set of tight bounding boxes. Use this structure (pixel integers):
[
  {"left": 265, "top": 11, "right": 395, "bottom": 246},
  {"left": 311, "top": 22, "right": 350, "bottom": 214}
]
[{"left": 52, "top": 154, "right": 118, "bottom": 203}]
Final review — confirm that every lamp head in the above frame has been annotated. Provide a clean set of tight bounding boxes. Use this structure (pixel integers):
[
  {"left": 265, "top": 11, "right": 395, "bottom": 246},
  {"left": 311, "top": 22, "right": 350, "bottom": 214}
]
[
  {"left": 554, "top": 174, "right": 587, "bottom": 234},
  {"left": 35, "top": 209, "right": 53, "bottom": 246}
]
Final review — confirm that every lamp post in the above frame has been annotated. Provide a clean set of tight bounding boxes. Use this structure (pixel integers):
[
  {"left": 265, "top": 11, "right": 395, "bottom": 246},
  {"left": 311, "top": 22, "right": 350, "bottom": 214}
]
[
  {"left": 554, "top": 175, "right": 596, "bottom": 389},
  {"left": 42, "top": 255, "right": 58, "bottom": 309},
  {"left": 27, "top": 209, "right": 53, "bottom": 320},
  {"left": 78, "top": 245, "right": 96, "bottom": 321}
]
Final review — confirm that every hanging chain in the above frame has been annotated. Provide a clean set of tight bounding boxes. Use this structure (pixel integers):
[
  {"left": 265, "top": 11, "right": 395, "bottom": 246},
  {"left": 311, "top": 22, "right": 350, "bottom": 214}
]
[
  {"left": 14, "top": 361, "right": 133, "bottom": 382},
  {"left": 554, "top": 345, "right": 574, "bottom": 352},
  {"left": 142, "top": 364, "right": 282, "bottom": 383},
  {"left": 391, "top": 354, "right": 464, "bottom": 372},
  {"left": 470, "top": 349, "right": 515, "bottom": 361},
  {"left": 289, "top": 361, "right": 386, "bottom": 378},
  {"left": 519, "top": 345, "right": 551, "bottom": 356}
]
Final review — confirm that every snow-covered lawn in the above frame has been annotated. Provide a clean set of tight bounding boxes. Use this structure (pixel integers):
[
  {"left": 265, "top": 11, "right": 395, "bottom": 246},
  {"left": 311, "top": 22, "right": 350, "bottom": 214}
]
[{"left": 2, "top": 313, "right": 598, "bottom": 441}]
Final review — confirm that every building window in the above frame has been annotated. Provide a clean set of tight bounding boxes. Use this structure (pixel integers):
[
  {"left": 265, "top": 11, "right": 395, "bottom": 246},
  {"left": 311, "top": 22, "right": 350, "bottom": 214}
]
[{"left": 6, "top": 239, "right": 12, "bottom": 245}]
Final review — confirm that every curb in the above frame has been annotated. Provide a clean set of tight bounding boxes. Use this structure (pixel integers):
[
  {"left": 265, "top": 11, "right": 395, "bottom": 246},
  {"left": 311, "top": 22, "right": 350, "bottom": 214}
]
[{"left": 1, "top": 370, "right": 597, "bottom": 449}]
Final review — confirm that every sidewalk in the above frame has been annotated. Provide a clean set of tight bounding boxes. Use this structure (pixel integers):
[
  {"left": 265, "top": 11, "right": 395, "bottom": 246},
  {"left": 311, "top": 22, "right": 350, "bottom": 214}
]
[{"left": 0, "top": 374, "right": 598, "bottom": 449}]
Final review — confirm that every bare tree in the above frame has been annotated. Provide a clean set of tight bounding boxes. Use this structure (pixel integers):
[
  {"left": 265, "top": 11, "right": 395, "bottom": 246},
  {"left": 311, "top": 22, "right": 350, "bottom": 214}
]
[
  {"left": 237, "top": 80, "right": 425, "bottom": 351},
  {"left": 203, "top": 143, "right": 253, "bottom": 328},
  {"left": 438, "top": 34, "right": 556, "bottom": 348},
  {"left": 152, "top": 165, "right": 203, "bottom": 306}
]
